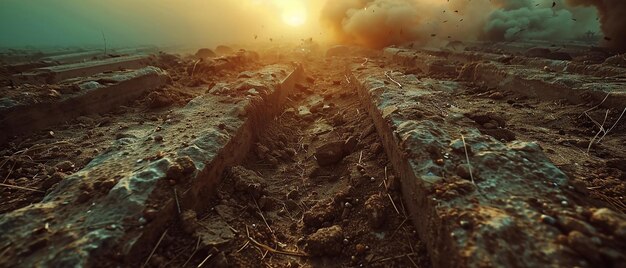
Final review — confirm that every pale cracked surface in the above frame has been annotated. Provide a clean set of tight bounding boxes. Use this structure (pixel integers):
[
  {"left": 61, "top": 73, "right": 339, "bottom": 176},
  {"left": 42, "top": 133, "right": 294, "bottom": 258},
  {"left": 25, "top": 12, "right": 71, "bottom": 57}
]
[
  {"left": 352, "top": 63, "right": 625, "bottom": 267},
  {"left": 0, "top": 64, "right": 300, "bottom": 267}
]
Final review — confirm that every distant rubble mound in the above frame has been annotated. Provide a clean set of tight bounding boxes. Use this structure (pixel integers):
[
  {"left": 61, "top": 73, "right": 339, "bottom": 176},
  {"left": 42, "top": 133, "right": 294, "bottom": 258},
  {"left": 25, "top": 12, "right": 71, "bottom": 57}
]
[
  {"left": 215, "top": 45, "right": 233, "bottom": 55},
  {"left": 194, "top": 48, "right": 216, "bottom": 59},
  {"left": 525, "top": 47, "right": 572, "bottom": 61}
]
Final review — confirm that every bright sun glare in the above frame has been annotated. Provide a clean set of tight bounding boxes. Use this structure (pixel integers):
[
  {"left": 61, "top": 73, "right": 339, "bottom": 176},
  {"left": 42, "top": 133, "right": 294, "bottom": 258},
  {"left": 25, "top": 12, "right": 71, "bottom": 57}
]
[{"left": 282, "top": 11, "right": 306, "bottom": 26}]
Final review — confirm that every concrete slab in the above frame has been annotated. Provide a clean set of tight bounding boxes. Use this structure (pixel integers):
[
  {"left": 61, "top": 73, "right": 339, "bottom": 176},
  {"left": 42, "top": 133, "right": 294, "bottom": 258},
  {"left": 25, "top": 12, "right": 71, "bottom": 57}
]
[
  {"left": 465, "top": 62, "right": 626, "bottom": 109},
  {"left": 351, "top": 64, "right": 624, "bottom": 267},
  {"left": 0, "top": 64, "right": 304, "bottom": 267},
  {"left": 12, "top": 55, "right": 151, "bottom": 84},
  {"left": 0, "top": 66, "right": 169, "bottom": 143},
  {"left": 384, "top": 47, "right": 626, "bottom": 109}
]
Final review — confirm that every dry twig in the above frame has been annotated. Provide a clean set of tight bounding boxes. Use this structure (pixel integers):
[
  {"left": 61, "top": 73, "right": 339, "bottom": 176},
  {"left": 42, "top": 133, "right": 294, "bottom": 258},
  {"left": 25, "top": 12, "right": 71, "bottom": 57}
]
[
  {"left": 182, "top": 237, "right": 201, "bottom": 267},
  {"left": 142, "top": 229, "right": 168, "bottom": 268},
  {"left": 384, "top": 71, "right": 403, "bottom": 88},
  {"left": 245, "top": 226, "right": 309, "bottom": 257},
  {"left": 0, "top": 182, "right": 44, "bottom": 193},
  {"left": 388, "top": 193, "right": 400, "bottom": 215},
  {"left": 461, "top": 135, "right": 475, "bottom": 185}
]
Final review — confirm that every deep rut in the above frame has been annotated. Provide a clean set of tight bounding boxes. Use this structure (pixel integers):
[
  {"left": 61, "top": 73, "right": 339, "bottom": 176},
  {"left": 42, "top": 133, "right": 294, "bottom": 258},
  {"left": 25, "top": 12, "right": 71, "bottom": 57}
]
[{"left": 145, "top": 57, "right": 431, "bottom": 267}]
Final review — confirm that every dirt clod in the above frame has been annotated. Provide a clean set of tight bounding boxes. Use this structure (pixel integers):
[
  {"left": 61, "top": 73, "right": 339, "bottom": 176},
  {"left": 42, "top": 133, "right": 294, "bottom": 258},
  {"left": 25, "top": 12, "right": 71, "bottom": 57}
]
[{"left": 306, "top": 225, "right": 344, "bottom": 256}]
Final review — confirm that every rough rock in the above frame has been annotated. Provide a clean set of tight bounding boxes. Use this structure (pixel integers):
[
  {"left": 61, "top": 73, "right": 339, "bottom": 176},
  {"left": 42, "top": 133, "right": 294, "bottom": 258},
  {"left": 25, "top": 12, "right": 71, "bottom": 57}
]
[
  {"left": 314, "top": 141, "right": 347, "bottom": 166},
  {"left": 305, "top": 225, "right": 344, "bottom": 256}
]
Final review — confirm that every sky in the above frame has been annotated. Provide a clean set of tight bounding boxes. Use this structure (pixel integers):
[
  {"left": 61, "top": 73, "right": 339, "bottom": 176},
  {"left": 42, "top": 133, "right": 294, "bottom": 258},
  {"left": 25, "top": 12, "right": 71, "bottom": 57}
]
[
  {"left": 1, "top": 0, "right": 621, "bottom": 51},
  {"left": 0, "top": 0, "right": 325, "bottom": 48}
]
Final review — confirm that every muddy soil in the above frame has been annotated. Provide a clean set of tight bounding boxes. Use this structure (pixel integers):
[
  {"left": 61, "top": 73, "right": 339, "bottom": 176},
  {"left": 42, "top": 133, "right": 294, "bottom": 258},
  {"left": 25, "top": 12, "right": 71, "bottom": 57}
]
[{"left": 137, "top": 57, "right": 430, "bottom": 267}]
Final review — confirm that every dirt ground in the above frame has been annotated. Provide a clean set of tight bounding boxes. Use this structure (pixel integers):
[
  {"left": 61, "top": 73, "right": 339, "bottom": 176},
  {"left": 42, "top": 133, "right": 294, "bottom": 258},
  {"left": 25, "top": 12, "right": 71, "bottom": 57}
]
[
  {"left": 387, "top": 59, "right": 626, "bottom": 214},
  {"left": 0, "top": 43, "right": 625, "bottom": 267},
  {"left": 0, "top": 52, "right": 261, "bottom": 214},
  {"left": 137, "top": 56, "right": 431, "bottom": 267}
]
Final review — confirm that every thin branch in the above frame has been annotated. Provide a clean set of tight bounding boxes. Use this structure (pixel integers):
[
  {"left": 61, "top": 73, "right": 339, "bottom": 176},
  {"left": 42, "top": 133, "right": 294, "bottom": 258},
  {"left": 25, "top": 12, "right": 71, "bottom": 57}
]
[
  {"left": 461, "top": 135, "right": 475, "bottom": 185},
  {"left": 142, "top": 229, "right": 168, "bottom": 268},
  {"left": 0, "top": 183, "right": 44, "bottom": 193}
]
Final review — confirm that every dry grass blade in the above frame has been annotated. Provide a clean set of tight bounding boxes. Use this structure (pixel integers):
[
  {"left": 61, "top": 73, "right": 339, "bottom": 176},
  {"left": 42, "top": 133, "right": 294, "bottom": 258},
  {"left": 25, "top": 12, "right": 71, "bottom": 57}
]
[
  {"left": 580, "top": 92, "right": 610, "bottom": 117},
  {"left": 197, "top": 253, "right": 213, "bottom": 268},
  {"left": 182, "top": 237, "right": 201, "bottom": 267},
  {"left": 460, "top": 135, "right": 475, "bottom": 185},
  {"left": 598, "top": 107, "right": 626, "bottom": 142},
  {"left": 388, "top": 193, "right": 400, "bottom": 215},
  {"left": 253, "top": 198, "right": 274, "bottom": 234},
  {"left": 245, "top": 226, "right": 309, "bottom": 257},
  {"left": 174, "top": 188, "right": 181, "bottom": 214},
  {"left": 0, "top": 183, "right": 44, "bottom": 193},
  {"left": 143, "top": 229, "right": 168, "bottom": 268},
  {"left": 384, "top": 71, "right": 403, "bottom": 88},
  {"left": 587, "top": 110, "right": 609, "bottom": 153}
]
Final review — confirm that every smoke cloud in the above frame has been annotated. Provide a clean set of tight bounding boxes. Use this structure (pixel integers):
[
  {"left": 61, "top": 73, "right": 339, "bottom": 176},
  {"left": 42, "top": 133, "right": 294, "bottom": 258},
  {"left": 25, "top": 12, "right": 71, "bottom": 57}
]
[
  {"left": 320, "top": 0, "right": 626, "bottom": 51},
  {"left": 483, "top": 0, "right": 599, "bottom": 42},
  {"left": 320, "top": 0, "right": 493, "bottom": 48},
  {"left": 567, "top": 0, "right": 626, "bottom": 50}
]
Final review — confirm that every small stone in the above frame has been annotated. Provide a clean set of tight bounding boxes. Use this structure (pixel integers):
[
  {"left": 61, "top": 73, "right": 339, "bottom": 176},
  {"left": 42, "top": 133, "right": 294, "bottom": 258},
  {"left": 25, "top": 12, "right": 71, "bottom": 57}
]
[
  {"left": 455, "top": 164, "right": 473, "bottom": 180},
  {"left": 355, "top": 243, "right": 367, "bottom": 254},
  {"left": 590, "top": 208, "right": 626, "bottom": 238},
  {"left": 176, "top": 156, "right": 196, "bottom": 175},
  {"left": 365, "top": 194, "right": 385, "bottom": 229},
  {"left": 435, "top": 159, "right": 444, "bottom": 165},
  {"left": 315, "top": 141, "right": 346, "bottom": 166},
  {"left": 306, "top": 225, "right": 344, "bottom": 256},
  {"left": 567, "top": 231, "right": 603, "bottom": 263},
  {"left": 540, "top": 214, "right": 557, "bottom": 225},
  {"left": 99, "top": 179, "right": 116, "bottom": 191},
  {"left": 144, "top": 208, "right": 159, "bottom": 222},
  {"left": 180, "top": 210, "right": 199, "bottom": 234},
  {"left": 55, "top": 161, "right": 75, "bottom": 172},
  {"left": 76, "top": 191, "right": 92, "bottom": 203},
  {"left": 343, "top": 136, "right": 358, "bottom": 153}
]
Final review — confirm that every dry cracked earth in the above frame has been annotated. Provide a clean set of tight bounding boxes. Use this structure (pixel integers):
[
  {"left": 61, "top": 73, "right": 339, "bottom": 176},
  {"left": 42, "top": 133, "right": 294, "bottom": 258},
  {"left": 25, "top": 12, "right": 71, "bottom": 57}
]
[{"left": 0, "top": 42, "right": 625, "bottom": 267}]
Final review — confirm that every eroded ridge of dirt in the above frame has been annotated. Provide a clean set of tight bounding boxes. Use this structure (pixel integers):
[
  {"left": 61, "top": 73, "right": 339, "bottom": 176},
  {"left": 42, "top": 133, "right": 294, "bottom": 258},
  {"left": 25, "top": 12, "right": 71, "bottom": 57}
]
[
  {"left": 0, "top": 50, "right": 262, "bottom": 215},
  {"left": 386, "top": 48, "right": 626, "bottom": 214},
  {"left": 140, "top": 57, "right": 431, "bottom": 267}
]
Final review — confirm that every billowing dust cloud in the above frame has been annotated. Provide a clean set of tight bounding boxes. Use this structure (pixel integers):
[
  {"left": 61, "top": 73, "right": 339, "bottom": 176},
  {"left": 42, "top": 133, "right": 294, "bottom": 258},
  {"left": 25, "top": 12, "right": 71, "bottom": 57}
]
[
  {"left": 567, "top": 0, "right": 626, "bottom": 50},
  {"left": 321, "top": 0, "right": 624, "bottom": 51}
]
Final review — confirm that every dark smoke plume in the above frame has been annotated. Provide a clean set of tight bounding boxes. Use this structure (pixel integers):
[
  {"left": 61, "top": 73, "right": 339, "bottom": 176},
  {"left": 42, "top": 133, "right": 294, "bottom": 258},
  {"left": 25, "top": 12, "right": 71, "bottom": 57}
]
[
  {"left": 320, "top": 0, "right": 623, "bottom": 50},
  {"left": 567, "top": 0, "right": 626, "bottom": 51}
]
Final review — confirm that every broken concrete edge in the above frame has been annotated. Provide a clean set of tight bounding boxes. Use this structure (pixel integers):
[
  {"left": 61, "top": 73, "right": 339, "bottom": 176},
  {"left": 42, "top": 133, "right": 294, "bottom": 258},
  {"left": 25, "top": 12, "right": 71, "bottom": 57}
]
[
  {"left": 465, "top": 62, "right": 626, "bottom": 110},
  {"left": 125, "top": 63, "right": 304, "bottom": 263},
  {"left": 350, "top": 64, "right": 596, "bottom": 267},
  {"left": 383, "top": 47, "right": 626, "bottom": 110},
  {"left": 0, "top": 66, "right": 169, "bottom": 144},
  {"left": 0, "top": 63, "right": 304, "bottom": 267},
  {"left": 11, "top": 55, "right": 152, "bottom": 85}
]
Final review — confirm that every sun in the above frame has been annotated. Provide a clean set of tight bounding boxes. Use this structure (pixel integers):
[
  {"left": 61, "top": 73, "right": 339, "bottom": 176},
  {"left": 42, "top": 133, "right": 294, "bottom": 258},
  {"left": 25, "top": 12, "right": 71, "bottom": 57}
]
[{"left": 282, "top": 10, "right": 306, "bottom": 27}]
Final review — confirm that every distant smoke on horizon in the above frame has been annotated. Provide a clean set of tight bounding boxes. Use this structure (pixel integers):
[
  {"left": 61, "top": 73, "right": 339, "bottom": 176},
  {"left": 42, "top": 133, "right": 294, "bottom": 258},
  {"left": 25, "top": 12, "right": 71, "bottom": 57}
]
[{"left": 321, "top": 0, "right": 624, "bottom": 51}]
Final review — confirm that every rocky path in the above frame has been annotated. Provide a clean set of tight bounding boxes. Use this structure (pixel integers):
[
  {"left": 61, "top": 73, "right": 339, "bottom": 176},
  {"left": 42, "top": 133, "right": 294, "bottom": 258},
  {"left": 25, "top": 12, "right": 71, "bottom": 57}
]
[{"left": 143, "top": 57, "right": 431, "bottom": 267}]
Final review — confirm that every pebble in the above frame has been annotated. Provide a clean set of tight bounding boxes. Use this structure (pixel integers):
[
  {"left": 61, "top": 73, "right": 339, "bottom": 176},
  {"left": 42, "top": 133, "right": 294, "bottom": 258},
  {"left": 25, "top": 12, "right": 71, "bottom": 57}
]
[
  {"left": 306, "top": 225, "right": 344, "bottom": 256},
  {"left": 540, "top": 214, "right": 557, "bottom": 225},
  {"left": 355, "top": 243, "right": 367, "bottom": 254},
  {"left": 55, "top": 161, "right": 75, "bottom": 172}
]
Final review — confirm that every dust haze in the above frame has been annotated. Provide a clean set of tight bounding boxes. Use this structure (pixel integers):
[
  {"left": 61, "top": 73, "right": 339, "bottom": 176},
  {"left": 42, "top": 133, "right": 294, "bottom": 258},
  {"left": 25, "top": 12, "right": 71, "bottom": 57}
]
[
  {"left": 321, "top": 0, "right": 625, "bottom": 51},
  {"left": 0, "top": 0, "right": 324, "bottom": 49},
  {"left": 1, "top": 0, "right": 625, "bottom": 51}
]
